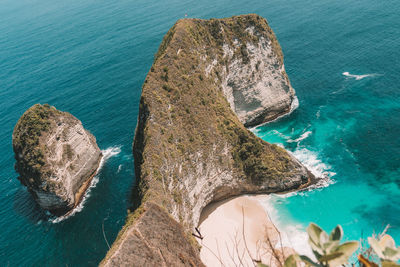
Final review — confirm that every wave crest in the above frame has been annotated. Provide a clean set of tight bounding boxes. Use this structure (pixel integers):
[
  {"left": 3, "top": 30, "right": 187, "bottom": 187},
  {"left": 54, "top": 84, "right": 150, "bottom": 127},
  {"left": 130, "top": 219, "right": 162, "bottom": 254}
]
[
  {"left": 291, "top": 148, "right": 335, "bottom": 189},
  {"left": 257, "top": 196, "right": 314, "bottom": 257},
  {"left": 342, "top": 71, "right": 380, "bottom": 80},
  {"left": 287, "top": 130, "right": 312, "bottom": 143}
]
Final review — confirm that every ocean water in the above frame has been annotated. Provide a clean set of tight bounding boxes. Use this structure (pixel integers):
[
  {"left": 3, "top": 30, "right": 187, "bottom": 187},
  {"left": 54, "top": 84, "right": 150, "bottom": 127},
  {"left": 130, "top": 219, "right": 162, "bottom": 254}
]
[{"left": 0, "top": 0, "right": 399, "bottom": 265}]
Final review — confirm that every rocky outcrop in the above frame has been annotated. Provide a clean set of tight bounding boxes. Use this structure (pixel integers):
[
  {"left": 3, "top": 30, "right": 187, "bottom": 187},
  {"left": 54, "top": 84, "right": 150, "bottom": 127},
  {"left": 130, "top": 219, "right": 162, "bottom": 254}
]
[
  {"left": 101, "top": 14, "right": 314, "bottom": 266},
  {"left": 12, "top": 104, "right": 102, "bottom": 215},
  {"left": 102, "top": 202, "right": 205, "bottom": 267},
  {"left": 221, "top": 30, "right": 298, "bottom": 127}
]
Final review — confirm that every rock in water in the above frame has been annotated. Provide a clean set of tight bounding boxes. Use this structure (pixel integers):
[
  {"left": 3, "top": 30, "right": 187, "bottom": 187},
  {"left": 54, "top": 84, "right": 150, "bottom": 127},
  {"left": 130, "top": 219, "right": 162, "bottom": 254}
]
[{"left": 12, "top": 104, "right": 102, "bottom": 215}]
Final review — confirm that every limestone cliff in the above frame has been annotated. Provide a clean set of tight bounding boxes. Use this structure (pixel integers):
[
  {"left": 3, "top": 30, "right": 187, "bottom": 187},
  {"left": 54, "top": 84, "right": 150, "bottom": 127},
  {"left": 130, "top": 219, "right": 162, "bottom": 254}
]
[
  {"left": 12, "top": 104, "right": 102, "bottom": 215},
  {"left": 219, "top": 21, "right": 297, "bottom": 127},
  {"left": 101, "top": 14, "right": 314, "bottom": 266}
]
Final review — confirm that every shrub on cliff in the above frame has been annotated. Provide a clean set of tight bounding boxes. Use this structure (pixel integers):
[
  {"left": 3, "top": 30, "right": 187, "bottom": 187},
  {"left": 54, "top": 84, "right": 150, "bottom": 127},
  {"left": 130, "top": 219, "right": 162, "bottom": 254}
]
[{"left": 12, "top": 104, "right": 61, "bottom": 178}]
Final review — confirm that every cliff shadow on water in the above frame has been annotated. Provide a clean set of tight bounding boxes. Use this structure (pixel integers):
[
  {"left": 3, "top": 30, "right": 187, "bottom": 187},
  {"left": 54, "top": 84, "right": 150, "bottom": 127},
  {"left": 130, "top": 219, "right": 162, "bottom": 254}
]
[
  {"left": 101, "top": 14, "right": 316, "bottom": 266},
  {"left": 13, "top": 187, "right": 48, "bottom": 224}
]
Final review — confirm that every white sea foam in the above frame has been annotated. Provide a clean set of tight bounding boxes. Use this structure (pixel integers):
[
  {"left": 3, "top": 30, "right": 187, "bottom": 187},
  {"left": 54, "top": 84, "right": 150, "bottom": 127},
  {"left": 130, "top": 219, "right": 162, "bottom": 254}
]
[
  {"left": 257, "top": 196, "right": 314, "bottom": 258},
  {"left": 254, "top": 133, "right": 336, "bottom": 258},
  {"left": 291, "top": 148, "right": 335, "bottom": 189},
  {"left": 294, "top": 149, "right": 330, "bottom": 177},
  {"left": 342, "top": 71, "right": 380, "bottom": 80},
  {"left": 272, "top": 129, "right": 291, "bottom": 140},
  {"left": 287, "top": 130, "right": 312, "bottom": 143},
  {"left": 50, "top": 146, "right": 121, "bottom": 223},
  {"left": 256, "top": 155, "right": 334, "bottom": 259},
  {"left": 290, "top": 95, "right": 299, "bottom": 112}
]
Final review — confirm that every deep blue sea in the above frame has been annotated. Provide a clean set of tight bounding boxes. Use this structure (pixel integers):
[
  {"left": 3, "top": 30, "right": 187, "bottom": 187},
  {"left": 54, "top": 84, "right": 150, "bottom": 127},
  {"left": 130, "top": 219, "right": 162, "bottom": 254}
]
[{"left": 0, "top": 0, "right": 399, "bottom": 265}]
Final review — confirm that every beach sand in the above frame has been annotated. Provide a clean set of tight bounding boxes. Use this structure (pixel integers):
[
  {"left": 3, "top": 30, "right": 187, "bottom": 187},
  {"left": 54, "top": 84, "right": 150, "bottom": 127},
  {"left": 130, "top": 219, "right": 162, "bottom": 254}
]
[{"left": 198, "top": 195, "right": 294, "bottom": 267}]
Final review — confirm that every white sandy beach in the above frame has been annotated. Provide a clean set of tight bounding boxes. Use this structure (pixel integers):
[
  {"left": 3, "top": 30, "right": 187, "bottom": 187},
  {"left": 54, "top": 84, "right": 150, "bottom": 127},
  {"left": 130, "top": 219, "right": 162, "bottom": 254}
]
[{"left": 198, "top": 195, "right": 295, "bottom": 267}]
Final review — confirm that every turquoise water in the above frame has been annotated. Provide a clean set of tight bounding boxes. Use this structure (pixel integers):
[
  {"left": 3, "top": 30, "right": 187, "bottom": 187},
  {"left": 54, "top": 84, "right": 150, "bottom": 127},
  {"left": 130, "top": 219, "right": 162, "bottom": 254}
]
[
  {"left": 253, "top": 0, "right": 400, "bottom": 249},
  {"left": 0, "top": 0, "right": 399, "bottom": 265}
]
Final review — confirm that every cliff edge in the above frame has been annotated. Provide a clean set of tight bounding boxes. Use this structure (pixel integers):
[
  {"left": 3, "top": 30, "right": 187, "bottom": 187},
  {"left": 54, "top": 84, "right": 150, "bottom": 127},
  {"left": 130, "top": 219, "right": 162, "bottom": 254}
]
[
  {"left": 101, "top": 14, "right": 313, "bottom": 266},
  {"left": 12, "top": 104, "right": 102, "bottom": 215}
]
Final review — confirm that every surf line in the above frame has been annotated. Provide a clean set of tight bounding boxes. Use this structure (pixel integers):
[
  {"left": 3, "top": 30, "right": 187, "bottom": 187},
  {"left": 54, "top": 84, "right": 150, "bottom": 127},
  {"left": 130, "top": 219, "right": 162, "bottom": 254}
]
[{"left": 50, "top": 146, "right": 121, "bottom": 223}]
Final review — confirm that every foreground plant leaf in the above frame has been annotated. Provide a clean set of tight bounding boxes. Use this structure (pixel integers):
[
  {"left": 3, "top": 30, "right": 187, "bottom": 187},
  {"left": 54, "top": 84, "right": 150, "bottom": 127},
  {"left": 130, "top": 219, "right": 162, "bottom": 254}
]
[
  {"left": 329, "top": 241, "right": 359, "bottom": 266},
  {"left": 299, "top": 255, "right": 324, "bottom": 267},
  {"left": 308, "top": 223, "right": 324, "bottom": 248},
  {"left": 369, "top": 234, "right": 400, "bottom": 262},
  {"left": 329, "top": 225, "right": 343, "bottom": 241},
  {"left": 382, "top": 260, "right": 400, "bottom": 267},
  {"left": 284, "top": 254, "right": 302, "bottom": 267}
]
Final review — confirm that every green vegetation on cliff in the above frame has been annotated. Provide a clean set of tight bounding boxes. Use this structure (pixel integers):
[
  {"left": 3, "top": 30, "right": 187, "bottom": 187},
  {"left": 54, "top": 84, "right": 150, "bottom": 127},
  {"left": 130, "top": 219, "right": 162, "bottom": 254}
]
[{"left": 12, "top": 104, "right": 62, "bottom": 182}]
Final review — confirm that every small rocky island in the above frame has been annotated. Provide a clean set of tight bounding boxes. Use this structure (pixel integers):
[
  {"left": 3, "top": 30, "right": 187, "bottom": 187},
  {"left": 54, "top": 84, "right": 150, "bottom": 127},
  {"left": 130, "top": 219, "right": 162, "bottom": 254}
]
[
  {"left": 101, "top": 14, "right": 314, "bottom": 266},
  {"left": 12, "top": 104, "right": 102, "bottom": 216}
]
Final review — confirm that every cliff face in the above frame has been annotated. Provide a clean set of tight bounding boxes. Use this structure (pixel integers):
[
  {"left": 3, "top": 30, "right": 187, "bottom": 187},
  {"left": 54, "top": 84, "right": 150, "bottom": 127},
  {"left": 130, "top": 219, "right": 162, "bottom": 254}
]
[
  {"left": 221, "top": 31, "right": 298, "bottom": 127},
  {"left": 101, "top": 14, "right": 313, "bottom": 266},
  {"left": 12, "top": 104, "right": 102, "bottom": 215}
]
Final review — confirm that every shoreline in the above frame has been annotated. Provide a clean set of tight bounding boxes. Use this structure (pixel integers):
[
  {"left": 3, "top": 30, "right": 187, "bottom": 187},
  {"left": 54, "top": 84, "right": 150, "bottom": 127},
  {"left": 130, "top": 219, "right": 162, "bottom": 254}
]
[{"left": 198, "top": 195, "right": 296, "bottom": 267}]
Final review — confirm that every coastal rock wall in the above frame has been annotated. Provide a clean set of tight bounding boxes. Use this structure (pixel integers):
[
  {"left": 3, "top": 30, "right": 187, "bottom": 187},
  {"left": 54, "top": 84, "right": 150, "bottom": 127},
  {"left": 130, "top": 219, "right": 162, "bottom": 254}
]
[
  {"left": 220, "top": 34, "right": 298, "bottom": 127},
  {"left": 12, "top": 104, "right": 102, "bottom": 215},
  {"left": 101, "top": 14, "right": 313, "bottom": 265}
]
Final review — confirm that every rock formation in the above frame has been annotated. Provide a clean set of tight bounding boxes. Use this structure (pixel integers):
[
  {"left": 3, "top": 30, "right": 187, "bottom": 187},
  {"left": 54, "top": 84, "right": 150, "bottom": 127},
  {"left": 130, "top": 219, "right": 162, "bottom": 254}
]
[
  {"left": 101, "top": 14, "right": 314, "bottom": 266},
  {"left": 12, "top": 104, "right": 102, "bottom": 215},
  {"left": 219, "top": 21, "right": 298, "bottom": 127}
]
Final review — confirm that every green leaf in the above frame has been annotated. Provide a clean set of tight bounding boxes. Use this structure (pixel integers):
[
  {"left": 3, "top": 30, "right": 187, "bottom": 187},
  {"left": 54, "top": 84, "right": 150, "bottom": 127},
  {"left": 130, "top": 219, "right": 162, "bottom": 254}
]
[
  {"left": 284, "top": 254, "right": 300, "bottom": 267},
  {"left": 310, "top": 249, "right": 323, "bottom": 262},
  {"left": 329, "top": 225, "right": 343, "bottom": 241},
  {"left": 307, "top": 223, "right": 323, "bottom": 246},
  {"left": 381, "top": 235, "right": 396, "bottom": 250},
  {"left": 383, "top": 247, "right": 400, "bottom": 261},
  {"left": 318, "top": 251, "right": 343, "bottom": 262},
  {"left": 382, "top": 261, "right": 400, "bottom": 267},
  {"left": 329, "top": 241, "right": 359, "bottom": 266},
  {"left": 322, "top": 240, "right": 340, "bottom": 254},
  {"left": 369, "top": 237, "right": 385, "bottom": 259},
  {"left": 335, "top": 241, "right": 359, "bottom": 255},
  {"left": 319, "top": 231, "right": 329, "bottom": 247},
  {"left": 309, "top": 240, "right": 324, "bottom": 256},
  {"left": 257, "top": 263, "right": 269, "bottom": 267},
  {"left": 299, "top": 255, "right": 323, "bottom": 267}
]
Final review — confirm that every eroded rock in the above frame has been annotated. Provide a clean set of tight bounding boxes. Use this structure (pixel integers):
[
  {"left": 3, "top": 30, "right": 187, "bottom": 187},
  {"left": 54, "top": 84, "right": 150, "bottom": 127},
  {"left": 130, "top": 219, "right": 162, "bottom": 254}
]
[{"left": 12, "top": 104, "right": 102, "bottom": 215}]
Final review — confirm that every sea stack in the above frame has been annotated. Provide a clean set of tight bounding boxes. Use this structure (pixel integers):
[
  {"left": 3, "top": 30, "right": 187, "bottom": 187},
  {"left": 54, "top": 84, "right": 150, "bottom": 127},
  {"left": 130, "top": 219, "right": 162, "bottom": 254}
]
[
  {"left": 12, "top": 104, "right": 102, "bottom": 215},
  {"left": 101, "top": 14, "right": 314, "bottom": 266}
]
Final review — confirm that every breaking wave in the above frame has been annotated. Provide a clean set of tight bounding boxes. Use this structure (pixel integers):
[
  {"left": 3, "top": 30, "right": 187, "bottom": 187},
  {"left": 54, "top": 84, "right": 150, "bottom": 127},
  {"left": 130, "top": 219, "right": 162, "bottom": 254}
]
[
  {"left": 291, "top": 147, "right": 336, "bottom": 189},
  {"left": 342, "top": 71, "right": 380, "bottom": 80},
  {"left": 50, "top": 146, "right": 121, "bottom": 223},
  {"left": 256, "top": 147, "right": 336, "bottom": 258},
  {"left": 287, "top": 130, "right": 312, "bottom": 143},
  {"left": 257, "top": 196, "right": 314, "bottom": 258}
]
